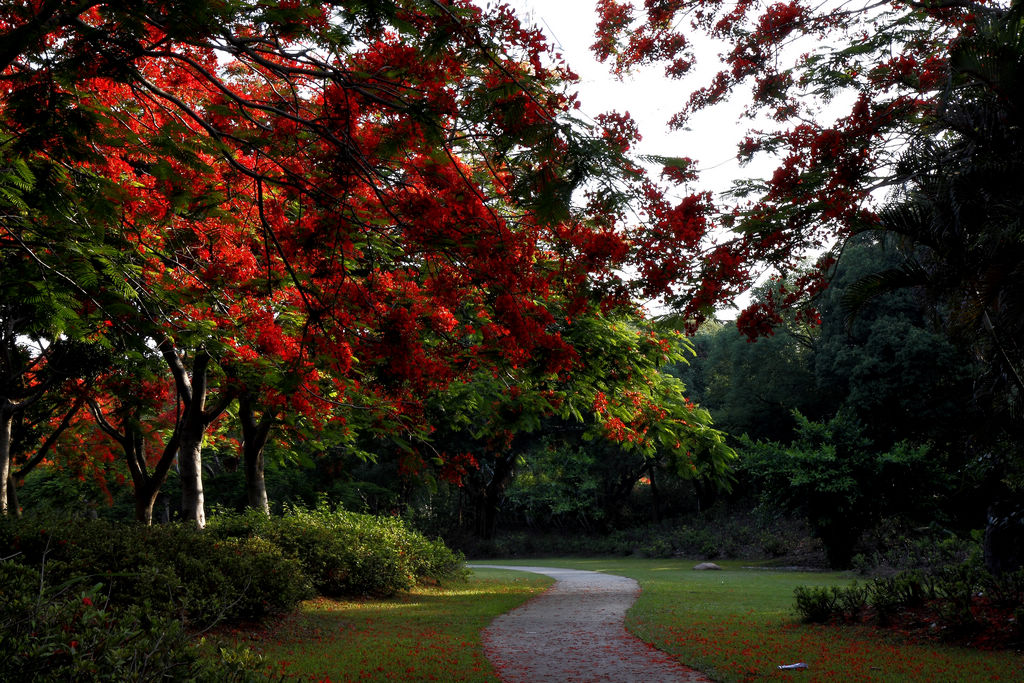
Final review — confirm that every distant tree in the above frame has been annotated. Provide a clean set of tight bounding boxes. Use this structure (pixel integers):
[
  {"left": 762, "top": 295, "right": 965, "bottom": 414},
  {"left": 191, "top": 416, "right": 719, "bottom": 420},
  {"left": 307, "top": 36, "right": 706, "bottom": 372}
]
[
  {"left": 670, "top": 311, "right": 816, "bottom": 444},
  {"left": 815, "top": 237, "right": 973, "bottom": 449},
  {"left": 742, "top": 411, "right": 953, "bottom": 568}
]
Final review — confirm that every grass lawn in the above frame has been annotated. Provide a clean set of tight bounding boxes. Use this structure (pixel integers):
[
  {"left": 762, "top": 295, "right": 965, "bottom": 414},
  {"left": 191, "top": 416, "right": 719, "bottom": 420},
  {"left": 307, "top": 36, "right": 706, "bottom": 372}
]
[
  {"left": 474, "top": 558, "right": 1024, "bottom": 682},
  {"left": 214, "top": 568, "right": 552, "bottom": 682},
  {"left": 218, "top": 558, "right": 1022, "bottom": 682}
]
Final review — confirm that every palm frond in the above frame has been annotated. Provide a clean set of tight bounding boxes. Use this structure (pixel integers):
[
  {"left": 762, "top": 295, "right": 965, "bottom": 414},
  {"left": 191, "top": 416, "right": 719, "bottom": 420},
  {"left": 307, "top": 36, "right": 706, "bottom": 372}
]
[{"left": 841, "top": 261, "right": 930, "bottom": 328}]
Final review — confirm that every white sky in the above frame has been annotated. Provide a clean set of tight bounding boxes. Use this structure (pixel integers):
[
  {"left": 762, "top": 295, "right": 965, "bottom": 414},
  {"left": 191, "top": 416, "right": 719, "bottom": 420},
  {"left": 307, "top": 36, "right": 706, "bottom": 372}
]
[{"left": 503, "top": 0, "right": 762, "bottom": 198}]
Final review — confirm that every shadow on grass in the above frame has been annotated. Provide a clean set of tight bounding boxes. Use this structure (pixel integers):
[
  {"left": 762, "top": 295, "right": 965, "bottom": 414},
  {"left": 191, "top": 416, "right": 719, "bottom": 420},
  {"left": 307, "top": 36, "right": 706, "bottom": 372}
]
[{"left": 215, "top": 570, "right": 553, "bottom": 683}]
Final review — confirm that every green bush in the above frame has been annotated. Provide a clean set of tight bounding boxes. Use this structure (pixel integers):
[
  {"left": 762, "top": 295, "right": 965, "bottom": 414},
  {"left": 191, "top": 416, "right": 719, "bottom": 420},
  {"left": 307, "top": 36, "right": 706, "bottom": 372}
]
[
  {"left": 794, "top": 563, "right": 1024, "bottom": 631},
  {"left": 398, "top": 527, "right": 469, "bottom": 584},
  {"left": 209, "top": 504, "right": 467, "bottom": 598},
  {"left": 793, "top": 585, "right": 840, "bottom": 623},
  {"left": 986, "top": 567, "right": 1024, "bottom": 606},
  {"left": 835, "top": 581, "right": 868, "bottom": 620},
  {"left": 0, "top": 559, "right": 274, "bottom": 683},
  {"left": 0, "top": 516, "right": 311, "bottom": 627},
  {"left": 0, "top": 509, "right": 466, "bottom": 680}
]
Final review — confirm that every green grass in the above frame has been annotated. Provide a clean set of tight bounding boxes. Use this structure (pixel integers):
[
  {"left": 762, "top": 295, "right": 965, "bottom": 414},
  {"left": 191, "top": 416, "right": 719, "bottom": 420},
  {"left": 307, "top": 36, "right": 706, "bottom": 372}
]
[
  {"left": 216, "top": 569, "right": 553, "bottom": 682},
  {"left": 473, "top": 558, "right": 1024, "bottom": 682}
]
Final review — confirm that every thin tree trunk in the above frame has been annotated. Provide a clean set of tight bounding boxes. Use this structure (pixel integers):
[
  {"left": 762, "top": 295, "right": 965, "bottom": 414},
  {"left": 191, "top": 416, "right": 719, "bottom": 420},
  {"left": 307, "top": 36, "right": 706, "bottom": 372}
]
[
  {"left": 239, "top": 394, "right": 273, "bottom": 516},
  {"left": 13, "top": 395, "right": 85, "bottom": 484},
  {"left": 88, "top": 398, "right": 181, "bottom": 525},
  {"left": 481, "top": 452, "right": 515, "bottom": 540},
  {"left": 0, "top": 408, "right": 12, "bottom": 515},
  {"left": 982, "top": 309, "right": 1024, "bottom": 397},
  {"left": 6, "top": 474, "right": 19, "bottom": 518}
]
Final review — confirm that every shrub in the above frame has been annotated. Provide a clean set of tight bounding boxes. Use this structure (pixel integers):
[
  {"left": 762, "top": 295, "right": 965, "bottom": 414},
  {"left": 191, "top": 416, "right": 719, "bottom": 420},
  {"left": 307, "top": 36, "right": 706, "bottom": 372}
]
[
  {"left": 793, "top": 562, "right": 1024, "bottom": 634},
  {"left": 836, "top": 581, "right": 868, "bottom": 620},
  {"left": 209, "top": 504, "right": 467, "bottom": 597},
  {"left": 0, "top": 559, "right": 275, "bottom": 683},
  {"left": 984, "top": 567, "right": 1024, "bottom": 606},
  {"left": 868, "top": 577, "right": 905, "bottom": 625},
  {"left": 793, "top": 585, "right": 839, "bottom": 623},
  {"left": 0, "top": 516, "right": 311, "bottom": 627},
  {"left": 398, "top": 528, "right": 469, "bottom": 584},
  {"left": 0, "top": 509, "right": 466, "bottom": 680}
]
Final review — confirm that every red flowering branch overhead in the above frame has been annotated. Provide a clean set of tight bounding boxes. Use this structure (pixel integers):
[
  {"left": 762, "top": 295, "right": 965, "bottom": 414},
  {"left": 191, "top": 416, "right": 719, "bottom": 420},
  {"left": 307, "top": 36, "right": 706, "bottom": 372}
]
[
  {"left": 592, "top": 0, "right": 996, "bottom": 335},
  {"left": 0, "top": 0, "right": 696, "bottom": 522}
]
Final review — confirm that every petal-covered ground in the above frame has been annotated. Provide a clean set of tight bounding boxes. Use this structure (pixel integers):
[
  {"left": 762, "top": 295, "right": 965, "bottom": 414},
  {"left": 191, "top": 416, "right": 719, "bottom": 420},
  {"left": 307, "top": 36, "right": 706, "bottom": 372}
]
[{"left": 470, "top": 565, "right": 712, "bottom": 682}]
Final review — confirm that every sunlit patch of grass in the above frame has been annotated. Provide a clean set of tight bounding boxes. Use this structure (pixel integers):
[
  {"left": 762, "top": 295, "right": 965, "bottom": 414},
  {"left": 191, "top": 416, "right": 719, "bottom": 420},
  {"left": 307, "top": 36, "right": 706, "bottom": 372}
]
[
  {"left": 214, "top": 569, "right": 551, "bottom": 682},
  {"left": 473, "top": 558, "right": 1024, "bottom": 682}
]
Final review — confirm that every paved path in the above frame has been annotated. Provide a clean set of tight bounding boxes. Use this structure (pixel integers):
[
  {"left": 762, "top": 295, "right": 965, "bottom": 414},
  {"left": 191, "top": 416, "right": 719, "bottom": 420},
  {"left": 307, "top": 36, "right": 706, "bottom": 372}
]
[{"left": 469, "top": 565, "right": 713, "bottom": 683}]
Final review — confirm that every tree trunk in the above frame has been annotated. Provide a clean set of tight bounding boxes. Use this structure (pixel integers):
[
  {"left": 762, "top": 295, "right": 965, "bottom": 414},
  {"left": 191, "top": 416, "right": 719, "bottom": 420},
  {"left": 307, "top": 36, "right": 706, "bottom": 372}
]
[
  {"left": 239, "top": 395, "right": 273, "bottom": 516},
  {"left": 244, "top": 448, "right": 269, "bottom": 515},
  {"left": 178, "top": 427, "right": 206, "bottom": 528},
  {"left": 6, "top": 474, "right": 20, "bottom": 518},
  {"left": 984, "top": 500, "right": 1024, "bottom": 575},
  {"left": 158, "top": 345, "right": 232, "bottom": 530},
  {"left": 0, "top": 408, "right": 12, "bottom": 515},
  {"left": 133, "top": 488, "right": 156, "bottom": 525},
  {"left": 88, "top": 398, "right": 180, "bottom": 526},
  {"left": 693, "top": 477, "right": 717, "bottom": 514},
  {"left": 481, "top": 452, "right": 515, "bottom": 540}
]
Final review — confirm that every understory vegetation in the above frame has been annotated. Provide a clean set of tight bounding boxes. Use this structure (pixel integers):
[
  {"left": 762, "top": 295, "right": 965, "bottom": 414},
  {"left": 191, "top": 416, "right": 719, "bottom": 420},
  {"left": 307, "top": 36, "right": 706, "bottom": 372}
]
[
  {"left": 793, "top": 566, "right": 1024, "bottom": 649},
  {"left": 0, "top": 507, "right": 464, "bottom": 682}
]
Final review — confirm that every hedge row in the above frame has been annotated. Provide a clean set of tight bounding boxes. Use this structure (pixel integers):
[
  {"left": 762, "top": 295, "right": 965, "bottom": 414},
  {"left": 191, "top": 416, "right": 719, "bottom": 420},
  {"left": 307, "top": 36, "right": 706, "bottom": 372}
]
[{"left": 794, "top": 565, "right": 1024, "bottom": 639}]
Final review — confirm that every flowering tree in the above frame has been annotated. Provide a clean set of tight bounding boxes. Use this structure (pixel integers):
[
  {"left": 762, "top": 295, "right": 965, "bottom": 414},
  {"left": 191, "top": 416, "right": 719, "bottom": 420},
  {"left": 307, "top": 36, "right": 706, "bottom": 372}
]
[
  {"left": 1, "top": 0, "right": 729, "bottom": 525},
  {"left": 592, "top": 0, "right": 1005, "bottom": 333},
  {"left": 592, "top": 0, "right": 1024, "bottom": 570},
  {"left": 425, "top": 309, "right": 734, "bottom": 539}
]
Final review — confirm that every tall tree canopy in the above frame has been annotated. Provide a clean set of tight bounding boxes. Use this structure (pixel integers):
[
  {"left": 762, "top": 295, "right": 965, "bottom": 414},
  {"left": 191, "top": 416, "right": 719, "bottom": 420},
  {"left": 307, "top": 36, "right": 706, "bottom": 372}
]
[{"left": 0, "top": 0, "right": 730, "bottom": 524}]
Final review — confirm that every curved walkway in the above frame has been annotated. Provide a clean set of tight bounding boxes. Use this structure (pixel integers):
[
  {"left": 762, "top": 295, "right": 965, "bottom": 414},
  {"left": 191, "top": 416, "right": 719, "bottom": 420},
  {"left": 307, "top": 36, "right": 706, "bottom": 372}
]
[{"left": 469, "top": 565, "right": 712, "bottom": 683}]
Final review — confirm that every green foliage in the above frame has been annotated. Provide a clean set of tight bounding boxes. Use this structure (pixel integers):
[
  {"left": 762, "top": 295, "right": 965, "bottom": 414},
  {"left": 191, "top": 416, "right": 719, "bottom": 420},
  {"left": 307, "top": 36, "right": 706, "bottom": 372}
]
[
  {"left": 793, "top": 585, "right": 841, "bottom": 623},
  {"left": 502, "top": 440, "right": 619, "bottom": 532},
  {"left": 740, "top": 411, "right": 953, "bottom": 567},
  {"left": 794, "top": 563, "right": 1024, "bottom": 639},
  {"left": 675, "top": 237, "right": 973, "bottom": 451},
  {"left": 852, "top": 522, "right": 981, "bottom": 575},
  {"left": 0, "top": 507, "right": 468, "bottom": 679},
  {"left": 208, "top": 504, "right": 466, "bottom": 597},
  {"left": 0, "top": 559, "right": 275, "bottom": 683},
  {"left": 816, "top": 235, "right": 975, "bottom": 448},
  {"left": 669, "top": 316, "right": 816, "bottom": 443},
  {"left": 0, "top": 516, "right": 311, "bottom": 627},
  {"left": 464, "top": 505, "right": 812, "bottom": 563}
]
